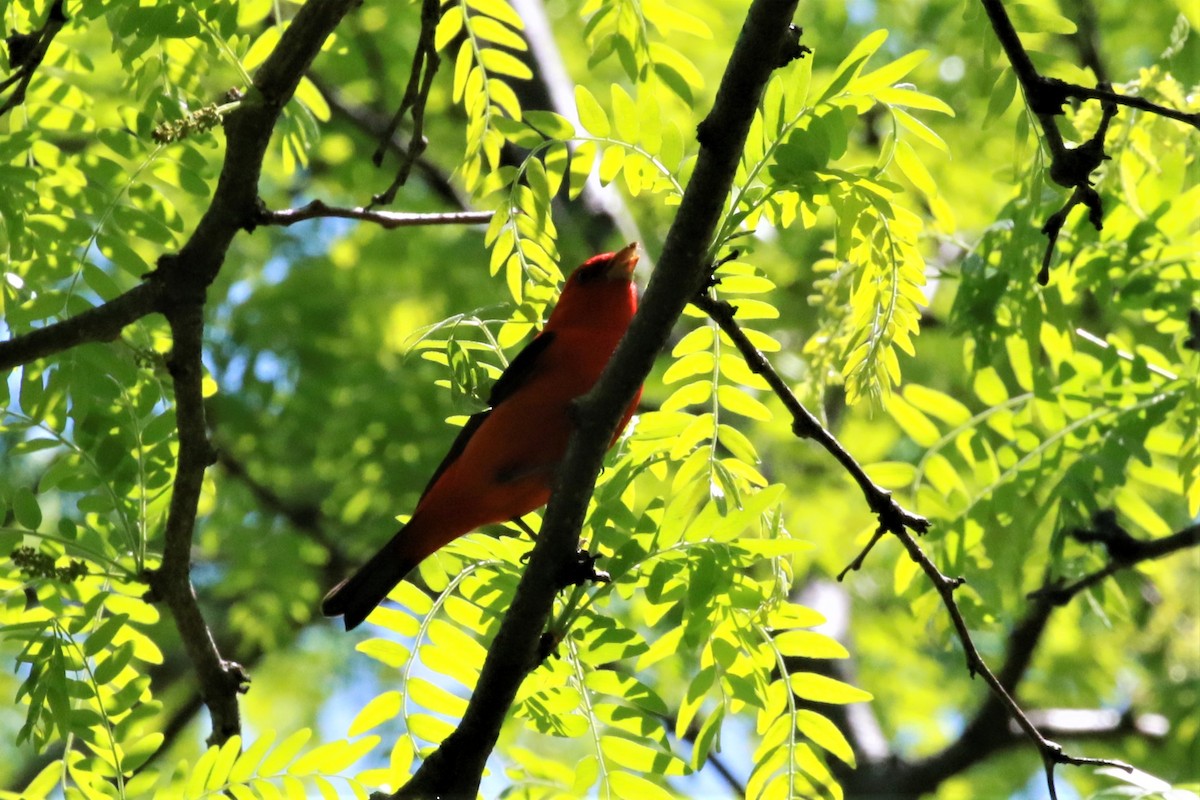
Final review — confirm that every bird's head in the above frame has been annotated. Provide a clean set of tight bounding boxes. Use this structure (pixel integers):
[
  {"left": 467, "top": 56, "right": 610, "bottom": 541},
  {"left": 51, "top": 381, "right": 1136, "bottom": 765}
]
[{"left": 547, "top": 243, "right": 640, "bottom": 330}]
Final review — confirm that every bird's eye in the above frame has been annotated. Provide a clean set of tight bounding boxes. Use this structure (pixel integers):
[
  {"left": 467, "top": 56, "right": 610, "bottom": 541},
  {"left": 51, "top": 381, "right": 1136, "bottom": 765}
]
[{"left": 573, "top": 260, "right": 608, "bottom": 284}]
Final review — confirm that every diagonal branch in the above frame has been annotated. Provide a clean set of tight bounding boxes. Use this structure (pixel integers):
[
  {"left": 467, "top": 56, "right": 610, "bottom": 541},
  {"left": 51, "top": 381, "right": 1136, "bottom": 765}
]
[
  {"left": 393, "top": 2, "right": 803, "bottom": 796},
  {"left": 977, "top": 0, "right": 1199, "bottom": 285},
  {"left": 693, "top": 290, "right": 928, "bottom": 545},
  {"left": 692, "top": 290, "right": 1134, "bottom": 799},
  {"left": 0, "top": 0, "right": 67, "bottom": 119}
]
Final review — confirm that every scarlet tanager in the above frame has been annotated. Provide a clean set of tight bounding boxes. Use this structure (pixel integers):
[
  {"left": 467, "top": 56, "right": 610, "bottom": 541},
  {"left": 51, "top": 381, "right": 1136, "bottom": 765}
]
[{"left": 323, "top": 243, "right": 642, "bottom": 630}]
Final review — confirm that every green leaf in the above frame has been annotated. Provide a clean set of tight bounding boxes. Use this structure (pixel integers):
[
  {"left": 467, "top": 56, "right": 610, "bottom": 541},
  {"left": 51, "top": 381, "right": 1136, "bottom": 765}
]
[
  {"left": 575, "top": 85, "right": 610, "bottom": 137},
  {"left": 348, "top": 691, "right": 402, "bottom": 736},
  {"left": 478, "top": 48, "right": 532, "bottom": 81},
  {"left": 789, "top": 672, "right": 873, "bottom": 704},
  {"left": 850, "top": 49, "right": 928, "bottom": 94},
  {"left": 13, "top": 487, "right": 42, "bottom": 530},
  {"left": 82, "top": 614, "right": 129, "bottom": 657},
  {"left": 817, "top": 29, "right": 888, "bottom": 104},
  {"left": 611, "top": 84, "right": 639, "bottom": 144},
  {"left": 524, "top": 110, "right": 575, "bottom": 140},
  {"left": 774, "top": 630, "right": 849, "bottom": 659},
  {"left": 436, "top": 6, "right": 464, "bottom": 51},
  {"left": 230, "top": 730, "right": 277, "bottom": 783},
  {"left": 608, "top": 770, "right": 676, "bottom": 800},
  {"left": 717, "top": 385, "right": 772, "bottom": 421},
  {"left": 259, "top": 728, "right": 313, "bottom": 774}
]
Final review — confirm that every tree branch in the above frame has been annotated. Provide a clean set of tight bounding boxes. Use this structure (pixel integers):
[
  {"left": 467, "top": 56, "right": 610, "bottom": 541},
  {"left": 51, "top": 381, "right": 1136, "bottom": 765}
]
[
  {"left": 257, "top": 199, "right": 491, "bottom": 229},
  {"left": 145, "top": 302, "right": 243, "bottom": 746},
  {"left": 891, "top": 529, "right": 1132, "bottom": 799},
  {"left": 1031, "top": 521, "right": 1200, "bottom": 606},
  {"left": 0, "top": 282, "right": 160, "bottom": 372},
  {"left": 692, "top": 290, "right": 1141, "bottom": 798},
  {"left": 693, "top": 291, "right": 929, "bottom": 546},
  {"left": 142, "top": 0, "right": 363, "bottom": 747},
  {"left": 978, "top": 0, "right": 1199, "bottom": 285},
  {"left": 392, "top": 2, "right": 802, "bottom": 796},
  {"left": 0, "top": 0, "right": 67, "bottom": 119},
  {"left": 369, "top": 0, "right": 441, "bottom": 208}
]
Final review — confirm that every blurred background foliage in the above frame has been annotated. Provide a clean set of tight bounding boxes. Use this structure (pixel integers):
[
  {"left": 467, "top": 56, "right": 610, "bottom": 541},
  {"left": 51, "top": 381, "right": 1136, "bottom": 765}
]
[{"left": 0, "top": 0, "right": 1197, "bottom": 797}]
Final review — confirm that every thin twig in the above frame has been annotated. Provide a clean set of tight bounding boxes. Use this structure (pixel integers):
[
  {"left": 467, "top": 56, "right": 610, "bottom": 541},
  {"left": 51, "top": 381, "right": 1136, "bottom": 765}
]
[
  {"left": 308, "top": 74, "right": 468, "bottom": 209},
  {"left": 692, "top": 290, "right": 929, "bottom": 551},
  {"left": 889, "top": 527, "right": 1133, "bottom": 799},
  {"left": 694, "top": 287, "right": 1141, "bottom": 799},
  {"left": 370, "top": 0, "right": 441, "bottom": 208},
  {"left": 0, "top": 0, "right": 67, "bottom": 119},
  {"left": 978, "top": 0, "right": 1198, "bottom": 285},
  {"left": 1064, "top": 81, "right": 1200, "bottom": 129},
  {"left": 1031, "top": 522, "right": 1200, "bottom": 606},
  {"left": 257, "top": 199, "right": 491, "bottom": 229}
]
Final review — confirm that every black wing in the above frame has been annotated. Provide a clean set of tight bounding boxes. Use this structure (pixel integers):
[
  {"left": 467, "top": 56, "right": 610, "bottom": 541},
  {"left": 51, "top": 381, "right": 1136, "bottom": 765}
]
[
  {"left": 416, "top": 331, "right": 556, "bottom": 501},
  {"left": 486, "top": 330, "right": 555, "bottom": 406}
]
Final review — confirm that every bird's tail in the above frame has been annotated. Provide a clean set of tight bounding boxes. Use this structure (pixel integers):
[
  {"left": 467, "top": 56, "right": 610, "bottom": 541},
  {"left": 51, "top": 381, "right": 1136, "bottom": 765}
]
[{"left": 322, "top": 527, "right": 418, "bottom": 631}]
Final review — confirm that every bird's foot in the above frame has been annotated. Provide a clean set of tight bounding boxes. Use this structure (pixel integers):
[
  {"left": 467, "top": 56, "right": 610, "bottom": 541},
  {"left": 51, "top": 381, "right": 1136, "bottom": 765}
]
[{"left": 558, "top": 549, "right": 610, "bottom": 588}]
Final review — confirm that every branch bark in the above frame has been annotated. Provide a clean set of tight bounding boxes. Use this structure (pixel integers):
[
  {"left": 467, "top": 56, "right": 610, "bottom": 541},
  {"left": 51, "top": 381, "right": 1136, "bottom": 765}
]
[
  {"left": 0, "top": 282, "right": 160, "bottom": 372},
  {"left": 393, "top": 1, "right": 801, "bottom": 795},
  {"left": 258, "top": 200, "right": 490, "bottom": 229},
  {"left": 0, "top": 0, "right": 67, "bottom": 119}
]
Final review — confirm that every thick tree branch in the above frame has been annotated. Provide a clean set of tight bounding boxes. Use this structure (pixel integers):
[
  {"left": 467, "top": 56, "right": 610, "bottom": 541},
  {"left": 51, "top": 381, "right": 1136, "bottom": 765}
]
[
  {"left": 257, "top": 200, "right": 491, "bottom": 229},
  {"left": 392, "top": 2, "right": 801, "bottom": 796},
  {"left": 141, "top": 0, "right": 363, "bottom": 746},
  {"left": 0, "top": 0, "right": 67, "bottom": 119},
  {"left": 0, "top": 282, "right": 160, "bottom": 372}
]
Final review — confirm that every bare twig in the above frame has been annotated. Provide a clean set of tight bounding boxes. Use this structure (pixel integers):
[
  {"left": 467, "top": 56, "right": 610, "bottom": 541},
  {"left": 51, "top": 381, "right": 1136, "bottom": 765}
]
[
  {"left": 891, "top": 528, "right": 1133, "bottom": 798},
  {"left": 0, "top": 0, "right": 67, "bottom": 119},
  {"left": 1063, "top": 81, "right": 1200, "bottom": 129},
  {"left": 1031, "top": 521, "right": 1200, "bottom": 606},
  {"left": 257, "top": 199, "right": 491, "bottom": 229},
  {"left": 393, "top": 3, "right": 803, "bottom": 796},
  {"left": 693, "top": 287, "right": 1139, "bottom": 798},
  {"left": 308, "top": 75, "right": 468, "bottom": 209},
  {"left": 369, "top": 0, "right": 441, "bottom": 208},
  {"left": 978, "top": 0, "right": 1199, "bottom": 285}
]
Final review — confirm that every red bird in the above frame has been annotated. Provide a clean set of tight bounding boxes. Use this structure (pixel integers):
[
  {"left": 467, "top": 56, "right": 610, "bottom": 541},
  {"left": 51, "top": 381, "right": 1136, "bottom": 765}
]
[{"left": 323, "top": 243, "right": 642, "bottom": 629}]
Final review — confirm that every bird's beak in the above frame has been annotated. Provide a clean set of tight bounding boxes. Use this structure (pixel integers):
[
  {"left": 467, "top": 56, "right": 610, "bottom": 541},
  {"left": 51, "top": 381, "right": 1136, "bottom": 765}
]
[{"left": 606, "top": 242, "right": 639, "bottom": 280}]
